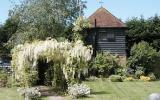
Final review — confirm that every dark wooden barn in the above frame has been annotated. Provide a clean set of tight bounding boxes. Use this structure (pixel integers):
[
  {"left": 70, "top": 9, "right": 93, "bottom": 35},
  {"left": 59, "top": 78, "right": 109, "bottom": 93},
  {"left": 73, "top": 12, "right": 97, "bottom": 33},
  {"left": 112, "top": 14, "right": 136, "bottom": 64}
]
[{"left": 86, "top": 7, "right": 127, "bottom": 56}]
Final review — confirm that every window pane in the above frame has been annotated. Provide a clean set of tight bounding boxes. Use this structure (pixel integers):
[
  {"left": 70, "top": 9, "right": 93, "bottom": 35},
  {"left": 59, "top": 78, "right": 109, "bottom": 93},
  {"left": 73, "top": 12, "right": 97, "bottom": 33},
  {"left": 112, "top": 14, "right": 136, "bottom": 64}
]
[
  {"left": 99, "top": 33, "right": 107, "bottom": 41},
  {"left": 107, "top": 33, "right": 115, "bottom": 42}
]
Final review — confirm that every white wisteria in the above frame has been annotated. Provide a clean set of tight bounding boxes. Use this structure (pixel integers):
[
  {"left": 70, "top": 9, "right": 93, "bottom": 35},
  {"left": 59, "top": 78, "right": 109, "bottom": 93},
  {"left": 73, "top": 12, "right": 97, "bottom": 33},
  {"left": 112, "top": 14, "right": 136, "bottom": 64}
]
[{"left": 11, "top": 39, "right": 93, "bottom": 87}]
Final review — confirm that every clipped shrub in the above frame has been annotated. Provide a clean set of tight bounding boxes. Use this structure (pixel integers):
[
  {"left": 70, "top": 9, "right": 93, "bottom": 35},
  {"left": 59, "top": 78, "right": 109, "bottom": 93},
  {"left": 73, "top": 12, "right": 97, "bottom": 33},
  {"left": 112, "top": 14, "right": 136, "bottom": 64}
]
[
  {"left": 109, "top": 75, "right": 123, "bottom": 82},
  {"left": 68, "top": 84, "right": 90, "bottom": 98},
  {"left": 140, "top": 76, "right": 151, "bottom": 81}
]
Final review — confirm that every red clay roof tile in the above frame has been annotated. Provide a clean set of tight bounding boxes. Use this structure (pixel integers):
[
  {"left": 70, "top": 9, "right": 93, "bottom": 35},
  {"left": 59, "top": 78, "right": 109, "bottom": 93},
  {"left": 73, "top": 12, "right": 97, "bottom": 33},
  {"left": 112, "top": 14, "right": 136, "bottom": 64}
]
[{"left": 88, "top": 7, "right": 126, "bottom": 28}]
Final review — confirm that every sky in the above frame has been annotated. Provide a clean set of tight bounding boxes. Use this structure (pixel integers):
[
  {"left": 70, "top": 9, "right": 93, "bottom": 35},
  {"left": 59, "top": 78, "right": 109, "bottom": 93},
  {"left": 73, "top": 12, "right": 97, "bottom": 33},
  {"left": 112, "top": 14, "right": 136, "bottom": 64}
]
[{"left": 0, "top": 0, "right": 160, "bottom": 24}]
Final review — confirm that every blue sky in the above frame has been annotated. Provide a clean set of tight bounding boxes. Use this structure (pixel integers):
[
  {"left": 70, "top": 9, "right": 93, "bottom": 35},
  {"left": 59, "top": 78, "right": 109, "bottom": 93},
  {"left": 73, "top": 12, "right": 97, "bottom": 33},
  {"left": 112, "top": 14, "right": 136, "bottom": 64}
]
[{"left": 0, "top": 0, "right": 160, "bottom": 24}]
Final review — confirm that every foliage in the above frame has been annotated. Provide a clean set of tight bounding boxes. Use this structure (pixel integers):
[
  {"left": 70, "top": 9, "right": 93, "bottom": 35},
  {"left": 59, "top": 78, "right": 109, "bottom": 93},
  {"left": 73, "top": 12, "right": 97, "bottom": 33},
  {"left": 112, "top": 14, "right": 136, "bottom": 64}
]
[
  {"left": 68, "top": 83, "right": 90, "bottom": 98},
  {"left": 125, "top": 68, "right": 134, "bottom": 77},
  {"left": 135, "top": 67, "right": 145, "bottom": 79},
  {"left": 127, "top": 41, "right": 160, "bottom": 75},
  {"left": 73, "top": 17, "right": 90, "bottom": 33},
  {"left": 109, "top": 75, "right": 123, "bottom": 82},
  {"left": 11, "top": 39, "right": 93, "bottom": 88},
  {"left": 91, "top": 52, "right": 121, "bottom": 77},
  {"left": 126, "top": 15, "right": 160, "bottom": 55},
  {"left": 9, "top": 0, "right": 84, "bottom": 45},
  {"left": 148, "top": 73, "right": 156, "bottom": 81},
  {"left": 115, "top": 68, "right": 126, "bottom": 76},
  {"left": 0, "top": 70, "right": 8, "bottom": 87},
  {"left": 0, "top": 18, "right": 19, "bottom": 56},
  {"left": 135, "top": 70, "right": 144, "bottom": 79},
  {"left": 17, "top": 87, "right": 41, "bottom": 100},
  {"left": 72, "top": 16, "right": 90, "bottom": 41}
]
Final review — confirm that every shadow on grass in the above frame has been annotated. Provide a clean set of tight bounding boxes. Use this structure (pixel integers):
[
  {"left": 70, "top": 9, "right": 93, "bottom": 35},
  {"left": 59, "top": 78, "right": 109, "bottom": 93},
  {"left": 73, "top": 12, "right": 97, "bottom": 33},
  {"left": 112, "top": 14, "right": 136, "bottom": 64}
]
[
  {"left": 78, "top": 96, "right": 93, "bottom": 99},
  {"left": 91, "top": 91, "right": 110, "bottom": 95}
]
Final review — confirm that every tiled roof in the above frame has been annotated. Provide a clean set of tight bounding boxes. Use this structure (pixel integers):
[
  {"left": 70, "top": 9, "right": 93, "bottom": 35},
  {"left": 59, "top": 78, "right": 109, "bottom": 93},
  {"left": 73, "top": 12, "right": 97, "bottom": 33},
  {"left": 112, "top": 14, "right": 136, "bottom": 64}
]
[{"left": 88, "top": 7, "right": 126, "bottom": 28}]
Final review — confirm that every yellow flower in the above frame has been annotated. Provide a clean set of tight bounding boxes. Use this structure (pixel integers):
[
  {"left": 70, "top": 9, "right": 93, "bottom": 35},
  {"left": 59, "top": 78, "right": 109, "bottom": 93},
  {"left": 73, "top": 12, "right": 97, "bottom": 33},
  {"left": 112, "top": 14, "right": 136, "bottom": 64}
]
[
  {"left": 123, "top": 77, "right": 134, "bottom": 82},
  {"left": 140, "top": 76, "right": 151, "bottom": 81}
]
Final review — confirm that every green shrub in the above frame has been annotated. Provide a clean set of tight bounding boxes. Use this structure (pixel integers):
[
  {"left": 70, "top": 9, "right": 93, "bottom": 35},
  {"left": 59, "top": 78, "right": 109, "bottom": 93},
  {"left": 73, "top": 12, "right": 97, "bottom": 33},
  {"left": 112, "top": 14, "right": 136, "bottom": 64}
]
[
  {"left": 135, "top": 67, "right": 145, "bottom": 79},
  {"left": 91, "top": 52, "right": 121, "bottom": 77},
  {"left": 109, "top": 75, "right": 123, "bottom": 82},
  {"left": 0, "top": 70, "right": 8, "bottom": 87},
  {"left": 148, "top": 73, "right": 156, "bottom": 81},
  {"left": 115, "top": 68, "right": 126, "bottom": 76},
  {"left": 127, "top": 41, "right": 160, "bottom": 76}
]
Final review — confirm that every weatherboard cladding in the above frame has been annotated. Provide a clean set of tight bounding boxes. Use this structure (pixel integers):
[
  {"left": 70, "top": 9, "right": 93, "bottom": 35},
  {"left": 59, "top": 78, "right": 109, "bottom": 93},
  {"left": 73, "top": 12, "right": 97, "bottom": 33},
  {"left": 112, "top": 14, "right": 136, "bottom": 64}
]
[
  {"left": 96, "top": 29, "right": 126, "bottom": 55},
  {"left": 87, "top": 7, "right": 126, "bottom": 56}
]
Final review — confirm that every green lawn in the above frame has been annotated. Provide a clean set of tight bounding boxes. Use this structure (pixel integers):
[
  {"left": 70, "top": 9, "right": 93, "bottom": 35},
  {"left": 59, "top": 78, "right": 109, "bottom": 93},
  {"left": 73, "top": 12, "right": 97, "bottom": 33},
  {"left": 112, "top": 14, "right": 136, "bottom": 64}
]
[
  {"left": 77, "top": 79, "right": 160, "bottom": 100},
  {"left": 0, "top": 87, "right": 23, "bottom": 100},
  {"left": 0, "top": 87, "right": 47, "bottom": 100},
  {"left": 1, "top": 79, "right": 160, "bottom": 100}
]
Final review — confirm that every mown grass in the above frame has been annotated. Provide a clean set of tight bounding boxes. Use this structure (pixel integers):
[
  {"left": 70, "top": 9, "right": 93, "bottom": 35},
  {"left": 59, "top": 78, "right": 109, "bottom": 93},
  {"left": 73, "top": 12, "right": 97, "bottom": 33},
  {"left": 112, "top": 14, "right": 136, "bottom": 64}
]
[
  {"left": 0, "top": 87, "right": 47, "bottom": 100},
  {"left": 0, "top": 87, "right": 23, "bottom": 100},
  {"left": 77, "top": 79, "right": 160, "bottom": 100},
  {"left": 1, "top": 79, "right": 160, "bottom": 100}
]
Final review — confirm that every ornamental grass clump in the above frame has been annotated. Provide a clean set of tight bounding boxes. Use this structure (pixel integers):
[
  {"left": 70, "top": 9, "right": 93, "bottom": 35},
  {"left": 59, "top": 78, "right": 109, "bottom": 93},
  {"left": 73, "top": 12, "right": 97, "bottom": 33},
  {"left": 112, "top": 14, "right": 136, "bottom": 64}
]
[{"left": 68, "top": 84, "right": 90, "bottom": 98}]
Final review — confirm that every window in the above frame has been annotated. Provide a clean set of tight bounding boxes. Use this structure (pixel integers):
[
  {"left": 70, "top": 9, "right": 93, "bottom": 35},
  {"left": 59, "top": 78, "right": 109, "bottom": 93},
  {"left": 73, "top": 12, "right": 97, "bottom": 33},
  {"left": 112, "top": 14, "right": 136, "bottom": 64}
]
[
  {"left": 107, "top": 33, "right": 115, "bottom": 42},
  {"left": 99, "top": 33, "right": 107, "bottom": 41},
  {"left": 99, "top": 32, "right": 115, "bottom": 42}
]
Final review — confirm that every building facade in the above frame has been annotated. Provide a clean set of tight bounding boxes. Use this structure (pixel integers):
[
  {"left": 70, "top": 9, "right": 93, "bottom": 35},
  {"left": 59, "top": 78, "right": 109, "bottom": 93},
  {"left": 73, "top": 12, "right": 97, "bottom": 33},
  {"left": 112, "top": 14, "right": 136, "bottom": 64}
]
[{"left": 86, "top": 7, "right": 127, "bottom": 65}]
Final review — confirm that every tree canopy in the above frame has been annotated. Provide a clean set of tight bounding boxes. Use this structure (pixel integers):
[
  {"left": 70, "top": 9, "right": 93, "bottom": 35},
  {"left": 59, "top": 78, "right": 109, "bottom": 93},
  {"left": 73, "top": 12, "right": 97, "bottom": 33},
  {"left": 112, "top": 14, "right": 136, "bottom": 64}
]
[
  {"left": 9, "top": 0, "right": 83, "bottom": 45},
  {"left": 126, "top": 15, "right": 160, "bottom": 55},
  {"left": 0, "top": 18, "right": 19, "bottom": 57}
]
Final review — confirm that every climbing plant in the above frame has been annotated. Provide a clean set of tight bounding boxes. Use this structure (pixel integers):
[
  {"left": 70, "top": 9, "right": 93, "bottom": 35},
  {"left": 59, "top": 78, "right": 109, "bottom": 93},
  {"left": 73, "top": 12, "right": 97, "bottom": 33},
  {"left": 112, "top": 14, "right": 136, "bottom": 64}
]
[
  {"left": 11, "top": 39, "right": 93, "bottom": 89},
  {"left": 72, "top": 16, "right": 90, "bottom": 41}
]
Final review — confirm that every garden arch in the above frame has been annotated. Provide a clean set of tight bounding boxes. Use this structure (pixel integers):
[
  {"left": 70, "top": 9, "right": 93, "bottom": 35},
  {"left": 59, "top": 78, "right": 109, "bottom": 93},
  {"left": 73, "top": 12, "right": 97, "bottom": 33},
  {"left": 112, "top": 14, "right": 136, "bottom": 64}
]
[{"left": 11, "top": 39, "right": 93, "bottom": 88}]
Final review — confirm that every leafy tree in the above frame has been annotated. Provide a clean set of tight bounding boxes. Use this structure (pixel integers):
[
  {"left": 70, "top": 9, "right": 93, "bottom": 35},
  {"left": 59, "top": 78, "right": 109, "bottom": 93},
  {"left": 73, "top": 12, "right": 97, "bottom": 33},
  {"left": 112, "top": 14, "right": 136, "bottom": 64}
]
[
  {"left": 126, "top": 15, "right": 160, "bottom": 55},
  {"left": 0, "top": 18, "right": 19, "bottom": 57},
  {"left": 9, "top": 0, "right": 84, "bottom": 45}
]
